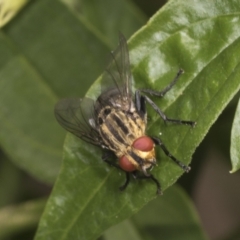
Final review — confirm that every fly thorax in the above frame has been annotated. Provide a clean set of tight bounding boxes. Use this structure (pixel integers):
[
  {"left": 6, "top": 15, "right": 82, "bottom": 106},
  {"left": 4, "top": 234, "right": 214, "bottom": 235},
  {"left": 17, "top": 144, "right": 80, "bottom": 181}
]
[{"left": 97, "top": 106, "right": 145, "bottom": 153}]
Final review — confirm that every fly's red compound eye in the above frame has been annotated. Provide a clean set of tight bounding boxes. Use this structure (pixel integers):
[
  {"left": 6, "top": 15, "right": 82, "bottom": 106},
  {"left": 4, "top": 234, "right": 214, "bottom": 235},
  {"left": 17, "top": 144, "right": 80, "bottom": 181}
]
[
  {"left": 132, "top": 136, "right": 154, "bottom": 152},
  {"left": 119, "top": 155, "right": 136, "bottom": 172},
  {"left": 119, "top": 136, "right": 154, "bottom": 172}
]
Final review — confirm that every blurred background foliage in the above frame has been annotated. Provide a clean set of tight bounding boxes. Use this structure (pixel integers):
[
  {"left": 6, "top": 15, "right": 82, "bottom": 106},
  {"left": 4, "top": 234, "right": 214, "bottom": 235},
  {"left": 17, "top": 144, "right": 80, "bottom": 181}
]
[{"left": 0, "top": 0, "right": 240, "bottom": 239}]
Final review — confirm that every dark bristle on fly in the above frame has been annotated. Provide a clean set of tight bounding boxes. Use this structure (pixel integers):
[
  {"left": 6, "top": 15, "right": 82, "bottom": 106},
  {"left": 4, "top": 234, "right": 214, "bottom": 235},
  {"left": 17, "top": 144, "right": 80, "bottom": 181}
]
[{"left": 54, "top": 33, "right": 196, "bottom": 195}]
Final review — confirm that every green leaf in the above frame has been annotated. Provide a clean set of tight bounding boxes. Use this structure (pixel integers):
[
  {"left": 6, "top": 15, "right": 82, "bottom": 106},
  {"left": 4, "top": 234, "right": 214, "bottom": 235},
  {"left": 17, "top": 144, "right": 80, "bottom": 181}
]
[
  {"left": 62, "top": 0, "right": 147, "bottom": 46},
  {"left": 0, "top": 0, "right": 29, "bottom": 28},
  {"left": 0, "top": 153, "right": 22, "bottom": 207},
  {"left": 230, "top": 97, "right": 240, "bottom": 173},
  {"left": 132, "top": 185, "right": 207, "bottom": 240},
  {"left": 35, "top": 0, "right": 240, "bottom": 239},
  {"left": 0, "top": 0, "right": 143, "bottom": 183},
  {"left": 103, "top": 219, "right": 141, "bottom": 240},
  {"left": 0, "top": 198, "right": 46, "bottom": 239},
  {"left": 0, "top": 42, "right": 62, "bottom": 183},
  {"left": 104, "top": 185, "right": 207, "bottom": 240}
]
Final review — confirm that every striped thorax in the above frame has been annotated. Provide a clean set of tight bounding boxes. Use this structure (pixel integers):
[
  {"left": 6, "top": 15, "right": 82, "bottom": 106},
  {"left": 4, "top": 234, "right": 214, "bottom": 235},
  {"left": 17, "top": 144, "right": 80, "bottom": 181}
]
[
  {"left": 95, "top": 90, "right": 156, "bottom": 174},
  {"left": 54, "top": 33, "right": 195, "bottom": 195}
]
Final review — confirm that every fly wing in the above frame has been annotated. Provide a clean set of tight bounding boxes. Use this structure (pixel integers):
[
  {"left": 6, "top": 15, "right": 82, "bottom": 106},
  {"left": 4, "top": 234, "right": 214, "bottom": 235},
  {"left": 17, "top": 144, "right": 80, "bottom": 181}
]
[
  {"left": 101, "top": 33, "right": 132, "bottom": 106},
  {"left": 54, "top": 98, "right": 103, "bottom": 147}
]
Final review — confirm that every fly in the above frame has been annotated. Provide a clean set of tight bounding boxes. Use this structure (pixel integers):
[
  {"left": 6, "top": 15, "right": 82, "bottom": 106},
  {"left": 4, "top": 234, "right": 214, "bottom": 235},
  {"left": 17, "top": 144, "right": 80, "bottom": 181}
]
[{"left": 54, "top": 34, "right": 196, "bottom": 195}]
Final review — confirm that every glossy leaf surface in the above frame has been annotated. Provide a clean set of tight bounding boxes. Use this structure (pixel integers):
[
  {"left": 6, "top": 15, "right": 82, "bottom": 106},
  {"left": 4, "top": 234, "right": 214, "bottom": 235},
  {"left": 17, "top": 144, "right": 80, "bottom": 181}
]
[
  {"left": 0, "top": 0, "right": 29, "bottom": 27},
  {"left": 0, "top": 0, "right": 143, "bottom": 183},
  {"left": 104, "top": 185, "right": 207, "bottom": 240},
  {"left": 62, "top": 0, "right": 146, "bottom": 46},
  {"left": 230, "top": 97, "right": 240, "bottom": 173},
  {"left": 35, "top": 0, "right": 240, "bottom": 239}
]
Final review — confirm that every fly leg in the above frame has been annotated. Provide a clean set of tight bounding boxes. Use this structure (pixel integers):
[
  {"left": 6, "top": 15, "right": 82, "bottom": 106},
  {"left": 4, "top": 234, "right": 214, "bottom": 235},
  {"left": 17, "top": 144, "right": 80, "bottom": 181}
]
[
  {"left": 136, "top": 69, "right": 196, "bottom": 127},
  {"left": 102, "top": 151, "right": 122, "bottom": 170},
  {"left": 135, "top": 89, "right": 146, "bottom": 119},
  {"left": 140, "top": 69, "right": 184, "bottom": 97},
  {"left": 132, "top": 171, "right": 162, "bottom": 195},
  {"left": 102, "top": 152, "right": 132, "bottom": 192},
  {"left": 135, "top": 91, "right": 196, "bottom": 126},
  {"left": 119, "top": 172, "right": 130, "bottom": 191},
  {"left": 151, "top": 137, "right": 191, "bottom": 172},
  {"left": 143, "top": 94, "right": 196, "bottom": 126}
]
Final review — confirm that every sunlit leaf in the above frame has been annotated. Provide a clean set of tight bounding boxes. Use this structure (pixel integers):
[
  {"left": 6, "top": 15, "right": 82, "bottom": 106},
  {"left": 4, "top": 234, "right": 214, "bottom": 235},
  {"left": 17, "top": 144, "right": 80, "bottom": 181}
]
[
  {"left": 230, "top": 97, "right": 240, "bottom": 173},
  {"left": 0, "top": 198, "right": 46, "bottom": 239},
  {"left": 35, "top": 0, "right": 240, "bottom": 239},
  {"left": 0, "top": 0, "right": 29, "bottom": 27},
  {"left": 104, "top": 185, "right": 207, "bottom": 240},
  {"left": 0, "top": 0, "right": 143, "bottom": 183},
  {"left": 61, "top": 0, "right": 146, "bottom": 46}
]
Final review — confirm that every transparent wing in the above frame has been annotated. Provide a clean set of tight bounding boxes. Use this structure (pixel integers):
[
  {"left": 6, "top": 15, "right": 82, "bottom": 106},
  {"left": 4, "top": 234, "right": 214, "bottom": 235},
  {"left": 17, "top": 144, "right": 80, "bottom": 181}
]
[
  {"left": 101, "top": 33, "right": 132, "bottom": 105},
  {"left": 54, "top": 98, "right": 103, "bottom": 147}
]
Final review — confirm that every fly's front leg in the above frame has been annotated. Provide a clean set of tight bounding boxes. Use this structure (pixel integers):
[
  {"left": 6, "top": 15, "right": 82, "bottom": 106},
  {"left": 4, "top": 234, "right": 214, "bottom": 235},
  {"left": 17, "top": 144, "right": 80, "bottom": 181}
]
[
  {"left": 102, "top": 152, "right": 132, "bottom": 192},
  {"left": 151, "top": 137, "right": 191, "bottom": 172},
  {"left": 119, "top": 172, "right": 130, "bottom": 191},
  {"left": 132, "top": 171, "right": 162, "bottom": 195},
  {"left": 102, "top": 151, "right": 122, "bottom": 170}
]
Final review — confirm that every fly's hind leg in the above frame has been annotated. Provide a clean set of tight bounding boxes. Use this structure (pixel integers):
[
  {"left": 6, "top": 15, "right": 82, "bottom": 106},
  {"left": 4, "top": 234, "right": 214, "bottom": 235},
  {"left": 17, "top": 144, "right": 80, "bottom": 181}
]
[
  {"left": 151, "top": 136, "right": 191, "bottom": 172},
  {"left": 135, "top": 89, "right": 146, "bottom": 120},
  {"left": 143, "top": 94, "right": 196, "bottom": 126},
  {"left": 102, "top": 151, "right": 122, "bottom": 170},
  {"left": 140, "top": 69, "right": 184, "bottom": 97},
  {"left": 136, "top": 69, "right": 196, "bottom": 127}
]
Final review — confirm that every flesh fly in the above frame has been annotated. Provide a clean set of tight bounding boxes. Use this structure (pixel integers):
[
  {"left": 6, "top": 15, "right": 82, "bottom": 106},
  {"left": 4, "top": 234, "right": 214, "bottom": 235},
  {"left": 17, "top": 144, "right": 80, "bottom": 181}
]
[{"left": 54, "top": 34, "right": 196, "bottom": 195}]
